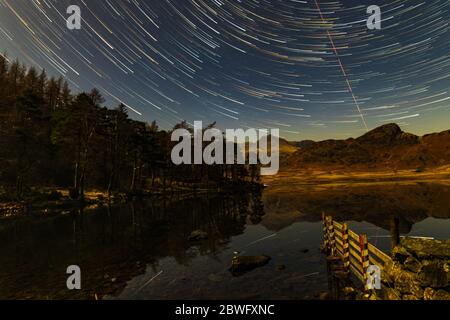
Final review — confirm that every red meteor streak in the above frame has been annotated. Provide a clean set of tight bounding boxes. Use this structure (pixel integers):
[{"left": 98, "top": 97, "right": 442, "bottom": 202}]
[{"left": 314, "top": 0, "right": 369, "bottom": 131}]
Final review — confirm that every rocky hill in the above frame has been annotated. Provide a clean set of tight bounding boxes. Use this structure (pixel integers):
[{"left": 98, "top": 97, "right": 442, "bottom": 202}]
[
  {"left": 247, "top": 135, "right": 299, "bottom": 161},
  {"left": 285, "top": 124, "right": 450, "bottom": 171}
]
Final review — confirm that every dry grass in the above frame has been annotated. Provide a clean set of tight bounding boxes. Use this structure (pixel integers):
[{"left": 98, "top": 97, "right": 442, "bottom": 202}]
[{"left": 263, "top": 165, "right": 450, "bottom": 191}]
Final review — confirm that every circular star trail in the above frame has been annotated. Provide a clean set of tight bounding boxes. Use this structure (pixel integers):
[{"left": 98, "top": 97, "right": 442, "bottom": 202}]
[{"left": 0, "top": 0, "right": 448, "bottom": 139}]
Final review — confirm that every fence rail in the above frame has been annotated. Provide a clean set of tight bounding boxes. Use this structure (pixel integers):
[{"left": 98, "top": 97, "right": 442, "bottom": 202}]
[{"left": 321, "top": 213, "right": 393, "bottom": 288}]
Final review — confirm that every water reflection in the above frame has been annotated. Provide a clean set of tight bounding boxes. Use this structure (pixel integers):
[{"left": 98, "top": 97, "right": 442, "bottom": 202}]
[
  {"left": 0, "top": 182, "right": 448, "bottom": 300},
  {"left": 261, "top": 181, "right": 450, "bottom": 236},
  {"left": 0, "top": 190, "right": 265, "bottom": 299}
]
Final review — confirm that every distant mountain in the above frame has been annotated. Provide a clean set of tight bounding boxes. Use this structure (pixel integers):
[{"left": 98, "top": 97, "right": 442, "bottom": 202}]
[
  {"left": 290, "top": 140, "right": 315, "bottom": 149},
  {"left": 285, "top": 123, "right": 450, "bottom": 171},
  {"left": 277, "top": 137, "right": 299, "bottom": 155},
  {"left": 247, "top": 135, "right": 299, "bottom": 159}
]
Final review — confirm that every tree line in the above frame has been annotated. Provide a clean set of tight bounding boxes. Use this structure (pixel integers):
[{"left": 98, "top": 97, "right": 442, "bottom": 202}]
[{"left": 0, "top": 55, "right": 260, "bottom": 201}]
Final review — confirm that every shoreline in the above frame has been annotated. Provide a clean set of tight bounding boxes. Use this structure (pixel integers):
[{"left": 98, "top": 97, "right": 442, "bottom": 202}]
[
  {"left": 263, "top": 165, "right": 450, "bottom": 190},
  {"left": 0, "top": 182, "right": 263, "bottom": 219}
]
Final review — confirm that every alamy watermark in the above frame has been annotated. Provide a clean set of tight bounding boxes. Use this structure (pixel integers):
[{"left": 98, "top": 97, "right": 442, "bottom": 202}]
[
  {"left": 65, "top": 5, "right": 381, "bottom": 31},
  {"left": 66, "top": 5, "right": 81, "bottom": 30},
  {"left": 366, "top": 265, "right": 381, "bottom": 290},
  {"left": 367, "top": 5, "right": 382, "bottom": 30},
  {"left": 171, "top": 121, "right": 279, "bottom": 176},
  {"left": 66, "top": 265, "right": 81, "bottom": 290}
]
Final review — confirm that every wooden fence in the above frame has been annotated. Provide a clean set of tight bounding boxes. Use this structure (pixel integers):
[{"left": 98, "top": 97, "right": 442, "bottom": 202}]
[{"left": 322, "top": 213, "right": 393, "bottom": 288}]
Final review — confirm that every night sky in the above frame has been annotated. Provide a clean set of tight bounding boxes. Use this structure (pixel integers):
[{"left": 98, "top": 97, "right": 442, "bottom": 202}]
[{"left": 0, "top": 0, "right": 448, "bottom": 140}]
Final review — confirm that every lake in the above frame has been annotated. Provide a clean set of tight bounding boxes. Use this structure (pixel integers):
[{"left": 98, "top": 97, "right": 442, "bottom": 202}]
[{"left": 0, "top": 181, "right": 449, "bottom": 299}]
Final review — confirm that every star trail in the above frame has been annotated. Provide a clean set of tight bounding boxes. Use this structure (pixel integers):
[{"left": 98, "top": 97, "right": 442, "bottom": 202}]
[{"left": 0, "top": 0, "right": 448, "bottom": 140}]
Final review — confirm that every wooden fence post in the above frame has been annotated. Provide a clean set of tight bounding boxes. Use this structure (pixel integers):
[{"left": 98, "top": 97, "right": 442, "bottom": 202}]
[
  {"left": 359, "top": 233, "right": 370, "bottom": 288},
  {"left": 328, "top": 216, "right": 336, "bottom": 255},
  {"left": 322, "top": 213, "right": 328, "bottom": 251},
  {"left": 342, "top": 223, "right": 350, "bottom": 270},
  {"left": 390, "top": 217, "right": 400, "bottom": 249}
]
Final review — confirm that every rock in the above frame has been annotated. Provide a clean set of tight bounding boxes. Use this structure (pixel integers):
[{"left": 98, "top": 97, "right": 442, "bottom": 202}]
[
  {"left": 401, "top": 238, "right": 450, "bottom": 260},
  {"left": 431, "top": 289, "right": 450, "bottom": 300},
  {"left": 342, "top": 287, "right": 357, "bottom": 300},
  {"left": 391, "top": 267, "right": 424, "bottom": 298},
  {"left": 423, "top": 287, "right": 435, "bottom": 300},
  {"left": 418, "top": 260, "right": 448, "bottom": 288},
  {"left": 392, "top": 245, "right": 412, "bottom": 263},
  {"left": 333, "top": 270, "right": 350, "bottom": 280},
  {"left": 188, "top": 230, "right": 208, "bottom": 241},
  {"left": 368, "top": 293, "right": 378, "bottom": 300},
  {"left": 317, "top": 292, "right": 330, "bottom": 300},
  {"left": 277, "top": 265, "right": 286, "bottom": 271},
  {"left": 208, "top": 274, "right": 223, "bottom": 282},
  {"left": 384, "top": 288, "right": 402, "bottom": 300},
  {"left": 343, "top": 287, "right": 355, "bottom": 294},
  {"left": 404, "top": 256, "right": 422, "bottom": 273},
  {"left": 381, "top": 261, "right": 395, "bottom": 286},
  {"left": 358, "top": 293, "right": 372, "bottom": 300},
  {"left": 229, "top": 255, "right": 271, "bottom": 275},
  {"left": 402, "top": 295, "right": 419, "bottom": 300}
]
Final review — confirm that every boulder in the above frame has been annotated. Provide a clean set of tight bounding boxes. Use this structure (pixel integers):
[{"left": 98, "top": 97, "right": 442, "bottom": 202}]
[
  {"left": 402, "top": 295, "right": 419, "bottom": 300},
  {"left": 423, "top": 287, "right": 435, "bottom": 300},
  {"left": 431, "top": 290, "right": 450, "bottom": 300},
  {"left": 230, "top": 255, "right": 271, "bottom": 275},
  {"left": 342, "top": 287, "right": 357, "bottom": 300},
  {"left": 401, "top": 238, "right": 450, "bottom": 260},
  {"left": 188, "top": 230, "right": 208, "bottom": 241},
  {"left": 208, "top": 274, "right": 223, "bottom": 282},
  {"left": 391, "top": 267, "right": 423, "bottom": 298},
  {"left": 418, "top": 260, "right": 448, "bottom": 288},
  {"left": 318, "top": 292, "right": 330, "bottom": 300},
  {"left": 386, "top": 238, "right": 450, "bottom": 300},
  {"left": 404, "top": 256, "right": 422, "bottom": 273},
  {"left": 392, "top": 245, "right": 412, "bottom": 263},
  {"left": 384, "top": 288, "right": 402, "bottom": 300}
]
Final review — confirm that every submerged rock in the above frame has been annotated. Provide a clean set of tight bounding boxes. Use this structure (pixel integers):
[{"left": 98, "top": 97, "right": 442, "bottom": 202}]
[
  {"left": 313, "top": 291, "right": 330, "bottom": 300},
  {"left": 188, "top": 230, "right": 208, "bottom": 241},
  {"left": 208, "top": 274, "right": 223, "bottom": 282},
  {"left": 229, "top": 255, "right": 271, "bottom": 275}
]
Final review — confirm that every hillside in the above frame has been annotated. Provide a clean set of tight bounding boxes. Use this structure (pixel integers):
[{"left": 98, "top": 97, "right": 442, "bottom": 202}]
[
  {"left": 246, "top": 135, "right": 299, "bottom": 161},
  {"left": 285, "top": 123, "right": 450, "bottom": 171}
]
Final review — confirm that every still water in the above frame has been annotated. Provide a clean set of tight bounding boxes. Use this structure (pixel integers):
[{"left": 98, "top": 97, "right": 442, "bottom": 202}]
[{"left": 0, "top": 182, "right": 449, "bottom": 300}]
